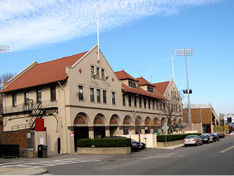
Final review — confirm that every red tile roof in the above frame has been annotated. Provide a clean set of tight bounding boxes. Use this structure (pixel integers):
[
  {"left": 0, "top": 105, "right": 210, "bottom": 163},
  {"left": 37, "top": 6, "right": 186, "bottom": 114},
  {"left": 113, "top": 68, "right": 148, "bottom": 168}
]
[
  {"left": 135, "top": 77, "right": 155, "bottom": 87},
  {"left": 152, "top": 81, "right": 170, "bottom": 95},
  {"left": 115, "top": 70, "right": 166, "bottom": 100},
  {"left": 115, "top": 70, "right": 137, "bottom": 81},
  {"left": 121, "top": 83, "right": 166, "bottom": 100},
  {"left": 0, "top": 51, "right": 87, "bottom": 93}
]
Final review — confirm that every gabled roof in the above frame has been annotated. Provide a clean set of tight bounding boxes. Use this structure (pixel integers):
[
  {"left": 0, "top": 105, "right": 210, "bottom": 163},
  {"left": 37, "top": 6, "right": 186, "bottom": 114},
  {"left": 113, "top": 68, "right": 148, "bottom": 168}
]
[
  {"left": 0, "top": 51, "right": 87, "bottom": 93},
  {"left": 121, "top": 83, "right": 166, "bottom": 100},
  {"left": 152, "top": 81, "right": 170, "bottom": 95},
  {"left": 135, "top": 77, "right": 155, "bottom": 87},
  {"left": 115, "top": 70, "right": 166, "bottom": 100},
  {"left": 115, "top": 70, "right": 137, "bottom": 81}
]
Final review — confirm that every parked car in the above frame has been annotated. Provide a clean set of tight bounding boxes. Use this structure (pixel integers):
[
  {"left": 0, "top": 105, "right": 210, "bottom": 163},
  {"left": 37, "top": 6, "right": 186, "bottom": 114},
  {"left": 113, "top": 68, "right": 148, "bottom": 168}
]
[
  {"left": 203, "top": 133, "right": 214, "bottom": 143},
  {"left": 212, "top": 133, "right": 219, "bottom": 142},
  {"left": 131, "top": 141, "right": 140, "bottom": 152},
  {"left": 103, "top": 136, "right": 139, "bottom": 152},
  {"left": 183, "top": 135, "right": 203, "bottom": 147},
  {"left": 131, "top": 139, "right": 146, "bottom": 150},
  {"left": 199, "top": 135, "right": 210, "bottom": 144},
  {"left": 218, "top": 133, "right": 225, "bottom": 138},
  {"left": 230, "top": 131, "right": 234, "bottom": 135}
]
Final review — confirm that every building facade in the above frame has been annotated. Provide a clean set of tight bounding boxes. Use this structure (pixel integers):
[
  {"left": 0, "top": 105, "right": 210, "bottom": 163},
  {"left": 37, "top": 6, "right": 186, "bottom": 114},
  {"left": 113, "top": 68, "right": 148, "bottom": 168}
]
[
  {"left": 0, "top": 46, "right": 183, "bottom": 155},
  {"left": 183, "top": 104, "right": 220, "bottom": 133},
  {"left": 224, "top": 114, "right": 234, "bottom": 132}
]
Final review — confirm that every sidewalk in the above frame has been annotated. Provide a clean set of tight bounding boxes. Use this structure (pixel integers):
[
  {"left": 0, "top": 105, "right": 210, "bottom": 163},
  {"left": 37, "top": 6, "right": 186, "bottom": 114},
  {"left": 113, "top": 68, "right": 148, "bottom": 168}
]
[
  {"left": 156, "top": 143, "right": 184, "bottom": 149},
  {"left": 0, "top": 145, "right": 184, "bottom": 175},
  {"left": 0, "top": 153, "right": 108, "bottom": 175},
  {"left": 0, "top": 167, "right": 47, "bottom": 175}
]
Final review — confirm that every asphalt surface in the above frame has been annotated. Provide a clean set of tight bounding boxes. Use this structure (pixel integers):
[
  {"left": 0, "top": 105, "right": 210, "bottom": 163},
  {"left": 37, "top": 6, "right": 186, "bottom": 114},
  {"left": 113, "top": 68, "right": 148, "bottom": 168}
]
[
  {"left": 47, "top": 135, "right": 234, "bottom": 175},
  {"left": 0, "top": 135, "right": 233, "bottom": 175}
]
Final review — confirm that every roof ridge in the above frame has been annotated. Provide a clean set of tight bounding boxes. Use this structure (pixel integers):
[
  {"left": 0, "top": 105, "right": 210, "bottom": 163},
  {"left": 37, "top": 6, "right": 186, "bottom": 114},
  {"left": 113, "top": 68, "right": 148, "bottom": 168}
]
[
  {"left": 1, "top": 61, "right": 38, "bottom": 90},
  {"left": 0, "top": 50, "right": 88, "bottom": 93},
  {"left": 152, "top": 80, "right": 170, "bottom": 85},
  {"left": 136, "top": 76, "right": 154, "bottom": 86},
  {"left": 38, "top": 51, "right": 88, "bottom": 65}
]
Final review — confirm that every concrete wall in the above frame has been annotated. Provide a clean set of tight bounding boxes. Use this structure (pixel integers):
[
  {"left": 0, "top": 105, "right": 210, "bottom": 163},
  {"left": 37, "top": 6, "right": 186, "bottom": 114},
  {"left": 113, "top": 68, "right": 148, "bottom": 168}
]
[
  {"left": 183, "top": 108, "right": 212, "bottom": 124},
  {"left": 192, "top": 123, "right": 202, "bottom": 133},
  {"left": 121, "top": 134, "right": 157, "bottom": 148},
  {"left": 0, "top": 130, "right": 33, "bottom": 148},
  {"left": 77, "top": 147, "right": 131, "bottom": 155},
  {"left": 157, "top": 140, "right": 183, "bottom": 147}
]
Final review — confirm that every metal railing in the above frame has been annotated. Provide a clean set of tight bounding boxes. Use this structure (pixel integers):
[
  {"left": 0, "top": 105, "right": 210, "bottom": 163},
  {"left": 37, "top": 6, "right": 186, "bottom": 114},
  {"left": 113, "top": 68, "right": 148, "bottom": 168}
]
[
  {"left": 12, "top": 123, "right": 31, "bottom": 131},
  {"left": 2, "top": 100, "right": 57, "bottom": 114}
]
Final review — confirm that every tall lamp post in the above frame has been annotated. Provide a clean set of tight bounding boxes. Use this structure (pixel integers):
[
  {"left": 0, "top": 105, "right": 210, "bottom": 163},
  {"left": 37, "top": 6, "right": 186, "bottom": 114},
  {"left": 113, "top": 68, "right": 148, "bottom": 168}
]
[
  {"left": 174, "top": 49, "right": 195, "bottom": 124},
  {"left": 0, "top": 45, "right": 10, "bottom": 53}
]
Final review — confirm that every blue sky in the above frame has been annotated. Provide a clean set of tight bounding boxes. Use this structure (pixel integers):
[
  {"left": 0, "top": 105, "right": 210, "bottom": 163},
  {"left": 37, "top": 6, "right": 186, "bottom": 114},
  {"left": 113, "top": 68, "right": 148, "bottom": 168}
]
[{"left": 0, "top": 0, "right": 233, "bottom": 115}]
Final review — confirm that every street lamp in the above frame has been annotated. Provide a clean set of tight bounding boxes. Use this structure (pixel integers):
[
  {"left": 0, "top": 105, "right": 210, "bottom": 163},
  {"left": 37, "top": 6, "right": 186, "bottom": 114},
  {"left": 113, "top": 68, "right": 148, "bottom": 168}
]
[
  {"left": 174, "top": 49, "right": 195, "bottom": 124},
  {"left": 0, "top": 45, "right": 10, "bottom": 53}
]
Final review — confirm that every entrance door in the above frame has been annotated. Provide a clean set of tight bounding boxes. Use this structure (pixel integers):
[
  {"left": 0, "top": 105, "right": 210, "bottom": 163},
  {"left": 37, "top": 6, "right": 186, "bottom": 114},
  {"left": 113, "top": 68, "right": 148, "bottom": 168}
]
[
  {"left": 94, "top": 127, "right": 106, "bottom": 138},
  {"left": 74, "top": 127, "right": 89, "bottom": 152}
]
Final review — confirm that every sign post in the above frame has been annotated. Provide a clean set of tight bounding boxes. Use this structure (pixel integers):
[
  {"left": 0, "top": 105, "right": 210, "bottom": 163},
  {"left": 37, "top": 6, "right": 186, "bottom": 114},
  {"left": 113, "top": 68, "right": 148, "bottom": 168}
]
[
  {"left": 225, "top": 124, "right": 229, "bottom": 133},
  {"left": 144, "top": 133, "right": 147, "bottom": 146},
  {"left": 129, "top": 129, "right": 132, "bottom": 139},
  {"left": 162, "top": 124, "right": 169, "bottom": 147}
]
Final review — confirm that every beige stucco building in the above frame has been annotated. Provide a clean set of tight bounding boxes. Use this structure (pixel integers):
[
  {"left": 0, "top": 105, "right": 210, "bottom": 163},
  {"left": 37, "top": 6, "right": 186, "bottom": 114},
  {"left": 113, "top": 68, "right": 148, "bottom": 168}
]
[
  {"left": 0, "top": 46, "right": 183, "bottom": 155},
  {"left": 183, "top": 104, "right": 220, "bottom": 134}
]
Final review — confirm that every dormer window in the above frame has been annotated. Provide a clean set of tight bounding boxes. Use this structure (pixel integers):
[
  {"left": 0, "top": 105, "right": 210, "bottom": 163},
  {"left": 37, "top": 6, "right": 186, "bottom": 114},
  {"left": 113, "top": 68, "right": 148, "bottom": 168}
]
[
  {"left": 129, "top": 80, "right": 137, "bottom": 88},
  {"left": 147, "top": 86, "right": 154, "bottom": 93}
]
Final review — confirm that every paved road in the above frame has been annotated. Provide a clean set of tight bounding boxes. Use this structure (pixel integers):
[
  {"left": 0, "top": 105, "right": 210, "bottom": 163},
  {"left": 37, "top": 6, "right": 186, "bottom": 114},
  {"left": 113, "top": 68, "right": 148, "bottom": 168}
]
[
  {"left": 0, "top": 135, "right": 233, "bottom": 175},
  {"left": 47, "top": 135, "right": 234, "bottom": 175}
]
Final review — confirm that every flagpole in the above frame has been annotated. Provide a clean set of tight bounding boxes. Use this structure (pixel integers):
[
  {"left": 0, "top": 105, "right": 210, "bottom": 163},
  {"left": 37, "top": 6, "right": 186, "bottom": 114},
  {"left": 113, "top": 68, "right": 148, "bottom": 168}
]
[
  {"left": 96, "top": 5, "right": 100, "bottom": 62},
  {"left": 171, "top": 55, "right": 174, "bottom": 81}
]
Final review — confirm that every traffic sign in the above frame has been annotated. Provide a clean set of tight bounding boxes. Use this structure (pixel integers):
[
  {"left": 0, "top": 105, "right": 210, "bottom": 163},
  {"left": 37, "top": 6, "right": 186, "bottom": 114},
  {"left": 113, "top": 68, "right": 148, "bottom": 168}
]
[
  {"left": 71, "top": 131, "right": 74, "bottom": 137},
  {"left": 129, "top": 129, "right": 132, "bottom": 136},
  {"left": 225, "top": 124, "right": 229, "bottom": 130},
  {"left": 162, "top": 124, "right": 169, "bottom": 132}
]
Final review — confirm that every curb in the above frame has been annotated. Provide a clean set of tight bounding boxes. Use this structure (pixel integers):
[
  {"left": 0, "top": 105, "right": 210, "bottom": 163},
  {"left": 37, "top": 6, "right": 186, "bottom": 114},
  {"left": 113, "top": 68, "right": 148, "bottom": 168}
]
[{"left": 156, "top": 144, "right": 184, "bottom": 150}]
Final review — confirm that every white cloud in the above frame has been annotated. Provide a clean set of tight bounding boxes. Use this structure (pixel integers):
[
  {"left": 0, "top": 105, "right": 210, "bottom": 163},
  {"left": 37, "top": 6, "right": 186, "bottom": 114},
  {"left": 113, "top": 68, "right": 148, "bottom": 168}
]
[{"left": 0, "top": 0, "right": 220, "bottom": 52}]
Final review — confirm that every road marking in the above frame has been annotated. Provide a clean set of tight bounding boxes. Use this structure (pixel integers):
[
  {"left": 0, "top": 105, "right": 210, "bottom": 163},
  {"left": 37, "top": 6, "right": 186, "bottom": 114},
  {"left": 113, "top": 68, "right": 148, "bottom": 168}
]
[
  {"left": 219, "top": 145, "right": 234, "bottom": 153},
  {"left": 0, "top": 158, "right": 100, "bottom": 169}
]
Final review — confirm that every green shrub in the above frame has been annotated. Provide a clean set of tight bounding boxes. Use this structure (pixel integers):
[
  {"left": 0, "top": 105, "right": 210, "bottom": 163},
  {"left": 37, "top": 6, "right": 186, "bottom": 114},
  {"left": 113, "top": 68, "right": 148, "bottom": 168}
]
[
  {"left": 77, "top": 139, "right": 92, "bottom": 147},
  {"left": 77, "top": 138, "right": 131, "bottom": 147},
  {"left": 157, "top": 133, "right": 201, "bottom": 142}
]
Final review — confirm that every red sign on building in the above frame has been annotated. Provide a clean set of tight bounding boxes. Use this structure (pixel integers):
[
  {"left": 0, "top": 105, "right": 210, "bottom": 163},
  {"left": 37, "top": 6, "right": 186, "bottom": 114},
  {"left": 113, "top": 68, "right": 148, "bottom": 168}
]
[{"left": 35, "top": 119, "right": 45, "bottom": 131}]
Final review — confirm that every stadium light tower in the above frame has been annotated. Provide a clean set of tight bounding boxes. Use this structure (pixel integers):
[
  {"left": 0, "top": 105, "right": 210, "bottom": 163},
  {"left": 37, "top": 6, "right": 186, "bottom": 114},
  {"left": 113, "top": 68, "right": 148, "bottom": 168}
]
[
  {"left": 0, "top": 45, "right": 10, "bottom": 53},
  {"left": 174, "top": 49, "right": 195, "bottom": 124}
]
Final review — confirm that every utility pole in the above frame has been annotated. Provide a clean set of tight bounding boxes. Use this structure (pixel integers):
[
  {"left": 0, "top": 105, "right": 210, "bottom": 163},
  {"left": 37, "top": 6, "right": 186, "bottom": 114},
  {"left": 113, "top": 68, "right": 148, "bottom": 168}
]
[
  {"left": 174, "top": 49, "right": 195, "bottom": 124},
  {"left": 171, "top": 55, "right": 175, "bottom": 81}
]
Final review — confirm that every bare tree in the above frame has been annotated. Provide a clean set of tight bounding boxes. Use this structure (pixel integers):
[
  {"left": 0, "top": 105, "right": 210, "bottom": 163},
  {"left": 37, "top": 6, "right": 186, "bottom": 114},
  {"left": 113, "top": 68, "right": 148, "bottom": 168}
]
[
  {"left": 160, "top": 90, "right": 184, "bottom": 134},
  {"left": 0, "top": 73, "right": 15, "bottom": 90},
  {"left": 0, "top": 73, "right": 16, "bottom": 114}
]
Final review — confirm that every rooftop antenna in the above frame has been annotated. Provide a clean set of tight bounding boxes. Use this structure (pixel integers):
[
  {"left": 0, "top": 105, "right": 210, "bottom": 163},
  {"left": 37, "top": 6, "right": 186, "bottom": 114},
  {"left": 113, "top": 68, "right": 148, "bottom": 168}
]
[
  {"left": 171, "top": 55, "right": 175, "bottom": 81},
  {"left": 96, "top": 5, "right": 100, "bottom": 62}
]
